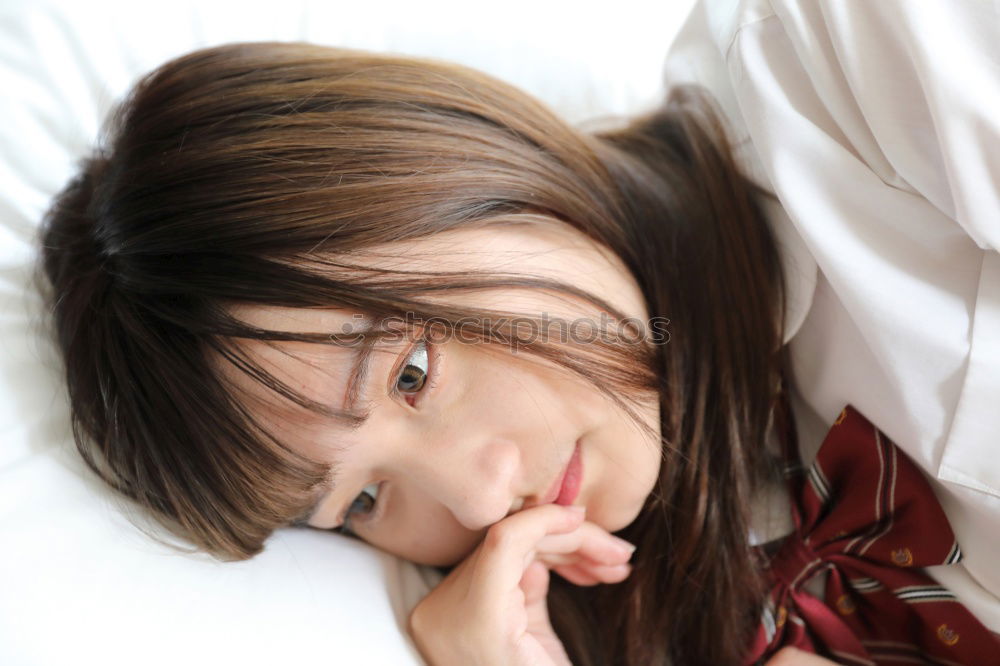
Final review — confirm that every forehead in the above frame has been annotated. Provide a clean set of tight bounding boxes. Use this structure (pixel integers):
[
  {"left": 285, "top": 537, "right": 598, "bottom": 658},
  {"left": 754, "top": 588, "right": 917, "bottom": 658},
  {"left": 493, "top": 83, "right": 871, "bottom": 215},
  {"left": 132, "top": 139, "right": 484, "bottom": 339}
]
[
  {"left": 229, "top": 304, "right": 361, "bottom": 338},
  {"left": 345, "top": 220, "right": 620, "bottom": 276},
  {"left": 213, "top": 305, "right": 376, "bottom": 456}
]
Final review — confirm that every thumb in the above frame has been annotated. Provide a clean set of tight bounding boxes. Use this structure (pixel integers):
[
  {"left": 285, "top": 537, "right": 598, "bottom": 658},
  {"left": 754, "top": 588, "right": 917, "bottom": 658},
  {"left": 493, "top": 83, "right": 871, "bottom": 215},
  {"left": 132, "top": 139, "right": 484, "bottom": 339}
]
[{"left": 520, "top": 559, "right": 551, "bottom": 607}]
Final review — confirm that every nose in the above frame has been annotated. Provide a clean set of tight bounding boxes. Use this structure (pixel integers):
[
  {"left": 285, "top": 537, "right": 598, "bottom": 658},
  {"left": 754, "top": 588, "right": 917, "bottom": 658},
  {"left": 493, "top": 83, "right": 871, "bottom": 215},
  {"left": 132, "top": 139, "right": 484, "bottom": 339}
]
[{"left": 404, "top": 435, "right": 522, "bottom": 531}]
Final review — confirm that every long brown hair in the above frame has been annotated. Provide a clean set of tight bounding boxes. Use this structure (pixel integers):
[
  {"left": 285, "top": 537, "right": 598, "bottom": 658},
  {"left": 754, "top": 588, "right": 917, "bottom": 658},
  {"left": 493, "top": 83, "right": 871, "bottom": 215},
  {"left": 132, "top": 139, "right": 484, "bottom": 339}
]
[{"left": 36, "top": 42, "right": 787, "bottom": 664}]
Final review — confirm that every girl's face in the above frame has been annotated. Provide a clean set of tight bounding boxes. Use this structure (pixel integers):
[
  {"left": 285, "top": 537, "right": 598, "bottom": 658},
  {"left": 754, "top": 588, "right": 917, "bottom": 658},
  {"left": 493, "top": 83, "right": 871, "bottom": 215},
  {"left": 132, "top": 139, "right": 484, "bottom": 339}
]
[{"left": 222, "top": 223, "right": 662, "bottom": 566}]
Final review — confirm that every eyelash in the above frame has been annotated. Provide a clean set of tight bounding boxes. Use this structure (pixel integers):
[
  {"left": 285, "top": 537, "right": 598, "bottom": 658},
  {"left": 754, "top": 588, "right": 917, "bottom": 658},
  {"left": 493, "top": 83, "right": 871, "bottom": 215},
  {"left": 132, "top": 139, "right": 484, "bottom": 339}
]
[{"left": 337, "top": 335, "right": 438, "bottom": 537}]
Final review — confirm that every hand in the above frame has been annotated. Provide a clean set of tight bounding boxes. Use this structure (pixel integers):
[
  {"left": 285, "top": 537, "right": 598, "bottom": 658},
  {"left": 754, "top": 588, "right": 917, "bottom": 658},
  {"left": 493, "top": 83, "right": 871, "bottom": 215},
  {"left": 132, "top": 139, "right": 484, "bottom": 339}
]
[
  {"left": 407, "top": 504, "right": 635, "bottom": 666},
  {"left": 765, "top": 647, "right": 841, "bottom": 665}
]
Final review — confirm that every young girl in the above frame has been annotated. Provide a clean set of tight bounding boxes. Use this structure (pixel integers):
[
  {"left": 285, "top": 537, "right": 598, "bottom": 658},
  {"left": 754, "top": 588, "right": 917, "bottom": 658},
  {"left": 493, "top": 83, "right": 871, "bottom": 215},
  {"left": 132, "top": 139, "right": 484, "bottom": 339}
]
[{"left": 35, "top": 34, "right": 997, "bottom": 666}]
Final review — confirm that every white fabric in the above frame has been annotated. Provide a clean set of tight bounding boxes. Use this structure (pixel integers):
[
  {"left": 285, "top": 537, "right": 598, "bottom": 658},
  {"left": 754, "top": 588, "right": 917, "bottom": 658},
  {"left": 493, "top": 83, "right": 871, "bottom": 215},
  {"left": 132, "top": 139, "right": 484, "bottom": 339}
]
[
  {"left": 665, "top": 0, "right": 1000, "bottom": 632},
  {"left": 0, "top": 1, "right": 695, "bottom": 664}
]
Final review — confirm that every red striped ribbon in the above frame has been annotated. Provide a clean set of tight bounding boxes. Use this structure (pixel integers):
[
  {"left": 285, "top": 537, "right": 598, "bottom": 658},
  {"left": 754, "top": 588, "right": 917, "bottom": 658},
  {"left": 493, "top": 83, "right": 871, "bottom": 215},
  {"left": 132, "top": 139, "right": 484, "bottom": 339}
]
[{"left": 745, "top": 398, "right": 1000, "bottom": 665}]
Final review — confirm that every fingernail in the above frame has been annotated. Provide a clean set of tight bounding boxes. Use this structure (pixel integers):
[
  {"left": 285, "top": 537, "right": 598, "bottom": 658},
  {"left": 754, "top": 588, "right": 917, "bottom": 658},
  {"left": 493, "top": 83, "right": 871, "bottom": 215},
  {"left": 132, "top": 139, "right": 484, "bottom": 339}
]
[
  {"left": 567, "top": 505, "right": 586, "bottom": 515},
  {"left": 610, "top": 536, "right": 637, "bottom": 555}
]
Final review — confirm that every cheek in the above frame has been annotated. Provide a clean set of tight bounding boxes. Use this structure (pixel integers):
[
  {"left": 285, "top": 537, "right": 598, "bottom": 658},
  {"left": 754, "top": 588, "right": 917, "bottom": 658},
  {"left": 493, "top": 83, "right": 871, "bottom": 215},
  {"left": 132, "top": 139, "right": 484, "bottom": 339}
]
[
  {"left": 593, "top": 445, "right": 662, "bottom": 533},
  {"left": 590, "top": 402, "right": 663, "bottom": 532},
  {"left": 366, "top": 496, "right": 487, "bottom": 567}
]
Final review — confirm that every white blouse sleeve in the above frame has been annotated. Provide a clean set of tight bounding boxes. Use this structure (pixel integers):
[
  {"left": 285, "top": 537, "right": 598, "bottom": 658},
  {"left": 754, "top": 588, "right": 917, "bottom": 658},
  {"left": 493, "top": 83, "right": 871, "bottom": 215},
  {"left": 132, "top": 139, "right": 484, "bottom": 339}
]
[{"left": 771, "top": 0, "right": 1000, "bottom": 252}]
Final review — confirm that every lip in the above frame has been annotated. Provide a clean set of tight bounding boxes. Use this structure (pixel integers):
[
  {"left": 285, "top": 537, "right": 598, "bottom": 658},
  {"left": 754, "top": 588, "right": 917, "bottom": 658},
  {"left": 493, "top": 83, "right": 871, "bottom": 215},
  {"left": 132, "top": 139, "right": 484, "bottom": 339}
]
[{"left": 535, "top": 439, "right": 583, "bottom": 507}]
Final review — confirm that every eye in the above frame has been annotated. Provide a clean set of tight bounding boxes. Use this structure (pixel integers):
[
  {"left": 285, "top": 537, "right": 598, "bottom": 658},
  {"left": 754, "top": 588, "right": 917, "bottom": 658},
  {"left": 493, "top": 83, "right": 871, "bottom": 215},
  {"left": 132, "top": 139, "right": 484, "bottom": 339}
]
[
  {"left": 340, "top": 483, "right": 380, "bottom": 536},
  {"left": 338, "top": 337, "right": 438, "bottom": 537},
  {"left": 392, "top": 337, "right": 435, "bottom": 406}
]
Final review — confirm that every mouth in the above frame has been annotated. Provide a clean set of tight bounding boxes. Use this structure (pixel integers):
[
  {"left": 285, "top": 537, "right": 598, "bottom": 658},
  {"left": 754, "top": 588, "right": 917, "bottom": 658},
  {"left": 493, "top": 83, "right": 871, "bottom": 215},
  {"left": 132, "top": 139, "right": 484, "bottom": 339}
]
[{"left": 534, "top": 439, "right": 583, "bottom": 508}]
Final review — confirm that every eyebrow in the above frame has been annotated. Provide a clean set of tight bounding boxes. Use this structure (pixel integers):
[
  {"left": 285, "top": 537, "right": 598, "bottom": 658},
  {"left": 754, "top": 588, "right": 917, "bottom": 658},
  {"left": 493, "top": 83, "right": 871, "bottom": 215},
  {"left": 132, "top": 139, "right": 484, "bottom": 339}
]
[{"left": 343, "top": 337, "right": 377, "bottom": 429}]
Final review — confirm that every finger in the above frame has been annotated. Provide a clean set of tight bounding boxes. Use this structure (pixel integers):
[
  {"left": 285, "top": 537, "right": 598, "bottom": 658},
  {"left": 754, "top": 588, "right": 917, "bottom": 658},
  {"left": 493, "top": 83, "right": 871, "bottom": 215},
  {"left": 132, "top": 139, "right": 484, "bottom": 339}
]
[
  {"left": 520, "top": 560, "right": 551, "bottom": 607},
  {"left": 473, "top": 504, "right": 587, "bottom": 601},
  {"left": 554, "top": 561, "right": 631, "bottom": 587},
  {"left": 552, "top": 563, "right": 601, "bottom": 586},
  {"left": 533, "top": 520, "right": 636, "bottom": 567},
  {"left": 521, "top": 562, "right": 566, "bottom": 659}
]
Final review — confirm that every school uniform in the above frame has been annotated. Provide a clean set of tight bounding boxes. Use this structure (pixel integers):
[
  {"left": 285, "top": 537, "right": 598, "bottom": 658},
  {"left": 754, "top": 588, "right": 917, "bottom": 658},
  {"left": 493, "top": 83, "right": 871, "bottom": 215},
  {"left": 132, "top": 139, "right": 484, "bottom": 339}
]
[{"left": 660, "top": 0, "right": 1000, "bottom": 644}]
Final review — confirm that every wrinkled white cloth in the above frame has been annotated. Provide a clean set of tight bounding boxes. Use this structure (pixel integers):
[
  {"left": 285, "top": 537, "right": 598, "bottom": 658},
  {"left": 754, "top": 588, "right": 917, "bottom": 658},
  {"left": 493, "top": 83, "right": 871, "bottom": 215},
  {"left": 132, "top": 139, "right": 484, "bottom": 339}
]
[{"left": 664, "top": 0, "right": 1000, "bottom": 631}]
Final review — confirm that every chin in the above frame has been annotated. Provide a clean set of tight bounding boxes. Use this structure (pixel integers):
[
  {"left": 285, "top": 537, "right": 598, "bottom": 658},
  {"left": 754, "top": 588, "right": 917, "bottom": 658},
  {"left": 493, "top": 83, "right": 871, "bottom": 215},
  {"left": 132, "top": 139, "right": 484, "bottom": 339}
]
[{"left": 590, "top": 498, "right": 646, "bottom": 534}]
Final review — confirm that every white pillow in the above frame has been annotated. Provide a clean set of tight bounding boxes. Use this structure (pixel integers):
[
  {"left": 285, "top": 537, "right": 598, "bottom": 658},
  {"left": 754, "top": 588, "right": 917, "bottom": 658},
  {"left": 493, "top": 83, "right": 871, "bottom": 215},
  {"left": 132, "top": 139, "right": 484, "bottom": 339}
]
[{"left": 0, "top": 1, "right": 694, "bottom": 663}]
